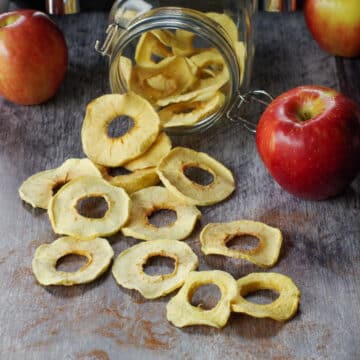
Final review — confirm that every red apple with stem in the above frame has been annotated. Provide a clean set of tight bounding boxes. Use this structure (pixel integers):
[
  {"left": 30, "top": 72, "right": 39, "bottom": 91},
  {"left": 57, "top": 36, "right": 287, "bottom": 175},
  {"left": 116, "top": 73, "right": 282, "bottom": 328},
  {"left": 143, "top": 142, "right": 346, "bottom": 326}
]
[
  {"left": 0, "top": 10, "right": 68, "bottom": 105},
  {"left": 304, "top": 0, "right": 360, "bottom": 57},
  {"left": 256, "top": 86, "right": 360, "bottom": 200}
]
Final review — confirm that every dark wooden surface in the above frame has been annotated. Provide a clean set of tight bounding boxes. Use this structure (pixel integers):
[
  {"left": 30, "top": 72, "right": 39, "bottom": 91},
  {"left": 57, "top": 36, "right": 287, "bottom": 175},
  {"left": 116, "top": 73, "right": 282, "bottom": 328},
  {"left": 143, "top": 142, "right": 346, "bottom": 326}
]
[{"left": 1, "top": 9, "right": 360, "bottom": 360}]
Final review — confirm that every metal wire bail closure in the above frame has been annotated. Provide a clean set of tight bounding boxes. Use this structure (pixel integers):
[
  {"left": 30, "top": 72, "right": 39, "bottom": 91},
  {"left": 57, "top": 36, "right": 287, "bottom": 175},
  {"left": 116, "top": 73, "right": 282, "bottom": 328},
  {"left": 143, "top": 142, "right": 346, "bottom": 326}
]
[{"left": 226, "top": 90, "right": 274, "bottom": 133}]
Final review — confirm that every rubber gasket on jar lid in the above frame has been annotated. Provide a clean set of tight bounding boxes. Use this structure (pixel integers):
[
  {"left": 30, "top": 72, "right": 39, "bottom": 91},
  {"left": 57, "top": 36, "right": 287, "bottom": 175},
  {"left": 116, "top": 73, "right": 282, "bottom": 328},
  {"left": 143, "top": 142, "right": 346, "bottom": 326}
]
[
  {"left": 81, "top": 93, "right": 160, "bottom": 167},
  {"left": 200, "top": 220, "right": 283, "bottom": 268},
  {"left": 48, "top": 176, "right": 130, "bottom": 240},
  {"left": 112, "top": 239, "right": 198, "bottom": 299},
  {"left": 157, "top": 147, "right": 235, "bottom": 206},
  {"left": 231, "top": 272, "right": 301, "bottom": 321},
  {"left": 166, "top": 270, "right": 238, "bottom": 328},
  {"left": 32, "top": 236, "right": 114, "bottom": 286}
]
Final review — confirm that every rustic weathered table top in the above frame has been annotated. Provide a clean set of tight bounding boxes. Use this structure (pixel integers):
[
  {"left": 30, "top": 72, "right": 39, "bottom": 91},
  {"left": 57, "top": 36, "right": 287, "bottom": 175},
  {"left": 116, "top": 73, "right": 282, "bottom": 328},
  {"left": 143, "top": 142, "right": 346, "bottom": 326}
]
[{"left": 1, "top": 9, "right": 359, "bottom": 360}]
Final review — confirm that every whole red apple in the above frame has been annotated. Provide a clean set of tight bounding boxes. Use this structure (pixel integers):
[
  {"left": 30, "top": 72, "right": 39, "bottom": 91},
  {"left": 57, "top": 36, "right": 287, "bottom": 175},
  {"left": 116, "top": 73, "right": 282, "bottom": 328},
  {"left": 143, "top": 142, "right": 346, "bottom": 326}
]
[
  {"left": 304, "top": 0, "right": 360, "bottom": 57},
  {"left": 256, "top": 86, "right": 360, "bottom": 200},
  {"left": 0, "top": 10, "right": 68, "bottom": 105}
]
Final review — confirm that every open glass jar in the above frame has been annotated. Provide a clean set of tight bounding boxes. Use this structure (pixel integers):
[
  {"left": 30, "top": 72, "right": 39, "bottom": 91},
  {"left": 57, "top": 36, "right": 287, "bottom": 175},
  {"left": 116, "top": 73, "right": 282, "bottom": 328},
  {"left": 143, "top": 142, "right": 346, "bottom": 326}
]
[{"left": 96, "top": 0, "right": 262, "bottom": 134}]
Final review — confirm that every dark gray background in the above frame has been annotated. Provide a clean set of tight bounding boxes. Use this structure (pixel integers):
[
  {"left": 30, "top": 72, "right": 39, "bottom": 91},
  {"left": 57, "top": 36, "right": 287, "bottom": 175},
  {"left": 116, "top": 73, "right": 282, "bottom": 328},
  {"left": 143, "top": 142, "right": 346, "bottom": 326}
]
[{"left": 0, "top": 8, "right": 359, "bottom": 360}]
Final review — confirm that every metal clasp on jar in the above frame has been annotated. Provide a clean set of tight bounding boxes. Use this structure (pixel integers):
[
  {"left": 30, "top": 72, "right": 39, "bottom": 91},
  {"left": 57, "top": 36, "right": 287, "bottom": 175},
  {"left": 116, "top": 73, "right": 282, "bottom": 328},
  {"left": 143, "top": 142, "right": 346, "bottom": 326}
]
[{"left": 226, "top": 90, "right": 273, "bottom": 133}]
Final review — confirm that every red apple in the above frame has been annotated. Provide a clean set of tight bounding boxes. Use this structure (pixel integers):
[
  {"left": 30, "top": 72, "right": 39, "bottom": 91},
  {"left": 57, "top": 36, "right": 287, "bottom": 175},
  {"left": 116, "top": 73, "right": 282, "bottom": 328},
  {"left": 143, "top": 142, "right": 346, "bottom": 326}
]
[
  {"left": 256, "top": 86, "right": 360, "bottom": 200},
  {"left": 304, "top": 0, "right": 360, "bottom": 57},
  {"left": 0, "top": 10, "right": 68, "bottom": 105}
]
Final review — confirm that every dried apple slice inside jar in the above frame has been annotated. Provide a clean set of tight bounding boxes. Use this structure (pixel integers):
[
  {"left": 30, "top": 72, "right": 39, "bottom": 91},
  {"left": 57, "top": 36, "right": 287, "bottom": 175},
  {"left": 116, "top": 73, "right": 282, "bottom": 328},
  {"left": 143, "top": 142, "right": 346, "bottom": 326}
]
[
  {"left": 135, "top": 32, "right": 173, "bottom": 66},
  {"left": 122, "top": 186, "right": 201, "bottom": 241},
  {"left": 32, "top": 236, "right": 114, "bottom": 286},
  {"left": 48, "top": 176, "right": 130, "bottom": 240},
  {"left": 112, "top": 239, "right": 198, "bottom": 299},
  {"left": 200, "top": 220, "right": 283, "bottom": 268},
  {"left": 81, "top": 93, "right": 160, "bottom": 167},
  {"left": 18, "top": 158, "right": 102, "bottom": 209},
  {"left": 205, "top": 12, "right": 239, "bottom": 44},
  {"left": 158, "top": 91, "right": 225, "bottom": 128},
  {"left": 130, "top": 56, "right": 197, "bottom": 104},
  {"left": 166, "top": 270, "right": 238, "bottom": 328},
  {"left": 231, "top": 272, "right": 301, "bottom": 321},
  {"left": 157, "top": 147, "right": 235, "bottom": 206}
]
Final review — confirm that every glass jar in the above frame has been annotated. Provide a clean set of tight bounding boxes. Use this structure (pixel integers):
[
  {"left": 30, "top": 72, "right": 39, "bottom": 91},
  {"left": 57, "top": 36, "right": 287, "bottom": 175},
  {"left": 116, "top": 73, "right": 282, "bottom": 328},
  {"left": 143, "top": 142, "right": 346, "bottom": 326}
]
[{"left": 95, "top": 1, "right": 277, "bottom": 134}]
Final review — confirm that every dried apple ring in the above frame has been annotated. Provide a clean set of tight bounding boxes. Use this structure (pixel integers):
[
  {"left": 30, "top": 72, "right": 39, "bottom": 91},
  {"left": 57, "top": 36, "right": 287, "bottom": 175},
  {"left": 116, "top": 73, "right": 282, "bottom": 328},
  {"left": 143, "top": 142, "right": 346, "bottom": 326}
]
[
  {"left": 200, "top": 220, "right": 283, "bottom": 268},
  {"left": 124, "top": 132, "right": 172, "bottom": 171},
  {"left": 98, "top": 166, "right": 160, "bottom": 194},
  {"left": 112, "top": 239, "right": 198, "bottom": 299},
  {"left": 32, "top": 236, "right": 114, "bottom": 286},
  {"left": 48, "top": 176, "right": 130, "bottom": 240},
  {"left": 18, "top": 158, "right": 102, "bottom": 209},
  {"left": 135, "top": 32, "right": 172, "bottom": 66},
  {"left": 122, "top": 186, "right": 201, "bottom": 241},
  {"left": 231, "top": 273, "right": 301, "bottom": 321},
  {"left": 159, "top": 92, "right": 225, "bottom": 128},
  {"left": 156, "top": 51, "right": 229, "bottom": 107},
  {"left": 157, "top": 147, "right": 235, "bottom": 206},
  {"left": 130, "top": 56, "right": 196, "bottom": 104},
  {"left": 166, "top": 270, "right": 238, "bottom": 328},
  {"left": 81, "top": 93, "right": 160, "bottom": 167},
  {"left": 151, "top": 29, "right": 195, "bottom": 57}
]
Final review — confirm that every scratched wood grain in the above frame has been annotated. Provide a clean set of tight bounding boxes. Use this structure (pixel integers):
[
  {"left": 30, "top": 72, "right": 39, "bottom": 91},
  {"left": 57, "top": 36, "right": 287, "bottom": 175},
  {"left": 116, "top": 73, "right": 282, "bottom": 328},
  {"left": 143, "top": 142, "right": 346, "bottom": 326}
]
[{"left": 0, "top": 9, "right": 360, "bottom": 360}]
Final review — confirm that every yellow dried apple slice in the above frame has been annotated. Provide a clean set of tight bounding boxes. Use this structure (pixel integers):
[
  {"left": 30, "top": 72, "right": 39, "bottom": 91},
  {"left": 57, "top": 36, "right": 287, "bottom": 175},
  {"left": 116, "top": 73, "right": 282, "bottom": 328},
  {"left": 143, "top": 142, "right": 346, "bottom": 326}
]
[
  {"left": 166, "top": 270, "right": 238, "bottom": 328},
  {"left": 124, "top": 132, "right": 172, "bottom": 171},
  {"left": 135, "top": 32, "right": 172, "bottom": 66},
  {"left": 200, "top": 220, "right": 282, "bottom": 268},
  {"left": 18, "top": 158, "right": 102, "bottom": 209},
  {"left": 231, "top": 273, "right": 301, "bottom": 321},
  {"left": 157, "top": 147, "right": 235, "bottom": 206},
  {"left": 32, "top": 236, "right": 114, "bottom": 286},
  {"left": 151, "top": 29, "right": 195, "bottom": 57},
  {"left": 156, "top": 51, "right": 229, "bottom": 107},
  {"left": 159, "top": 92, "right": 225, "bottom": 128},
  {"left": 81, "top": 93, "right": 160, "bottom": 167},
  {"left": 130, "top": 56, "right": 197, "bottom": 104},
  {"left": 173, "top": 30, "right": 195, "bottom": 56},
  {"left": 48, "top": 176, "right": 130, "bottom": 240},
  {"left": 122, "top": 186, "right": 201, "bottom": 241},
  {"left": 206, "top": 12, "right": 239, "bottom": 44},
  {"left": 112, "top": 239, "right": 198, "bottom": 299},
  {"left": 98, "top": 166, "right": 160, "bottom": 194}
]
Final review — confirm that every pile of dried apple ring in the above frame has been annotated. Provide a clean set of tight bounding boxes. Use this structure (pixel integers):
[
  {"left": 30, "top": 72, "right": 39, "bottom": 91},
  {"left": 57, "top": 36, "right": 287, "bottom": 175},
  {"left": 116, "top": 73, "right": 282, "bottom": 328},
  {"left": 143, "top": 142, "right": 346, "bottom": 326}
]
[{"left": 19, "top": 12, "right": 300, "bottom": 329}]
